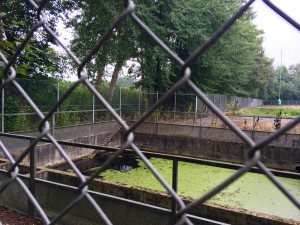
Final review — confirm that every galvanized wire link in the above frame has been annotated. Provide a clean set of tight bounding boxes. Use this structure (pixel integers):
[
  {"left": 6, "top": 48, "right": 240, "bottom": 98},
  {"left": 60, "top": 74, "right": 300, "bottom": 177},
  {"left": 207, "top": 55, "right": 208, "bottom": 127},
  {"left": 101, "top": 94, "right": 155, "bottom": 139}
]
[{"left": 0, "top": 0, "right": 299, "bottom": 224}]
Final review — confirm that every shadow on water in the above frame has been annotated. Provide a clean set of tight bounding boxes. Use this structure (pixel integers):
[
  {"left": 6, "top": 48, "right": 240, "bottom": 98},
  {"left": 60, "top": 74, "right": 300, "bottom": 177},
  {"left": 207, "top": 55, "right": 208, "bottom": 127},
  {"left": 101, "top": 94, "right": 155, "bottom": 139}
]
[{"left": 65, "top": 152, "right": 141, "bottom": 176}]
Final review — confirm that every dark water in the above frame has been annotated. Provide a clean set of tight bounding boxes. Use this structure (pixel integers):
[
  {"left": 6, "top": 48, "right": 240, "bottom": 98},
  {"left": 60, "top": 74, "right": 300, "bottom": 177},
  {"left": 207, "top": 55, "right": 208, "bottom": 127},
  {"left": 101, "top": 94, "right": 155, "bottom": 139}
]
[{"left": 72, "top": 153, "right": 140, "bottom": 175}]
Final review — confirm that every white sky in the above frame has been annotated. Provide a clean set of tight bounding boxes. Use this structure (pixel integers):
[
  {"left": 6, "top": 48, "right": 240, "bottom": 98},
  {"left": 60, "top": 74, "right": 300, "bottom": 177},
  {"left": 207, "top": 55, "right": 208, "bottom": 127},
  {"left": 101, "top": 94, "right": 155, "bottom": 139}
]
[{"left": 252, "top": 0, "right": 300, "bottom": 67}]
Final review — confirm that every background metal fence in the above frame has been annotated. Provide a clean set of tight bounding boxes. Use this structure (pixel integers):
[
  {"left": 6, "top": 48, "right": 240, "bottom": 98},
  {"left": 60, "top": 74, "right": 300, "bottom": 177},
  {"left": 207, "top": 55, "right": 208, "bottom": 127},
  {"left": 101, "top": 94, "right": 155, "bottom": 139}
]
[
  {"left": 0, "top": 78, "right": 263, "bottom": 132},
  {"left": 0, "top": 0, "right": 299, "bottom": 225},
  {"left": 265, "top": 99, "right": 300, "bottom": 105}
]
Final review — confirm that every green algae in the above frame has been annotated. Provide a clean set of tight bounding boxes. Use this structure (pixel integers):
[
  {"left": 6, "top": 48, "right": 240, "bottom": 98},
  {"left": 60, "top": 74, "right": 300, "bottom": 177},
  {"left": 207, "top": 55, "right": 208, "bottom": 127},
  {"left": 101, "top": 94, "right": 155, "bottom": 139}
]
[{"left": 101, "top": 158, "right": 300, "bottom": 221}]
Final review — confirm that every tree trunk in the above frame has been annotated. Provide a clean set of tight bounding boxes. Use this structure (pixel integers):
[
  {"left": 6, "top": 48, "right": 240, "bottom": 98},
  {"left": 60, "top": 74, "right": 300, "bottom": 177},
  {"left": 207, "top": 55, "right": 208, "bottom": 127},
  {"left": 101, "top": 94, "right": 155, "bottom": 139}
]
[
  {"left": 154, "top": 56, "right": 161, "bottom": 93},
  {"left": 108, "top": 60, "right": 122, "bottom": 103},
  {"left": 95, "top": 46, "right": 108, "bottom": 85},
  {"left": 95, "top": 60, "right": 105, "bottom": 85}
]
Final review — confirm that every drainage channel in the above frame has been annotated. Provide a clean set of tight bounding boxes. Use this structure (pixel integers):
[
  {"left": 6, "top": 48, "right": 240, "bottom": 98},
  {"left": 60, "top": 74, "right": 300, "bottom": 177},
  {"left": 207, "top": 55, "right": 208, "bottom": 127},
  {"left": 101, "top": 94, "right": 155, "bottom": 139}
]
[{"left": 51, "top": 153, "right": 300, "bottom": 222}]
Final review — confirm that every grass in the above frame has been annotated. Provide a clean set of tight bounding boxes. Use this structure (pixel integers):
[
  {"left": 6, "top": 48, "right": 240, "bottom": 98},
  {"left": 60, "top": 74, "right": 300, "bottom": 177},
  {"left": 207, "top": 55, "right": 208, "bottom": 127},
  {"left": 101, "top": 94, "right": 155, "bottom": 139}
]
[{"left": 227, "top": 106, "right": 300, "bottom": 118}]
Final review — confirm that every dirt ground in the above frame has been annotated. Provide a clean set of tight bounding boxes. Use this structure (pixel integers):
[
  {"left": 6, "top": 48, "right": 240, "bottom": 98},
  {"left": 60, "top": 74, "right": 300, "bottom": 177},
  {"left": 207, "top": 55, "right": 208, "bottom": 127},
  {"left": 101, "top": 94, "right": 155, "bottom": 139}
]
[
  {"left": 158, "top": 115, "right": 295, "bottom": 133},
  {"left": 0, "top": 206, "right": 44, "bottom": 225}
]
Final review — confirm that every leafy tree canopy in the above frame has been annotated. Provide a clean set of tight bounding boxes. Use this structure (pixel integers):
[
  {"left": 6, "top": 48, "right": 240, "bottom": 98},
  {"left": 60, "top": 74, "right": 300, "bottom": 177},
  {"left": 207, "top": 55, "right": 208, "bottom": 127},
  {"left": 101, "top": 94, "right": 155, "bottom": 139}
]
[
  {"left": 63, "top": 0, "right": 274, "bottom": 99},
  {"left": 0, "top": 0, "right": 64, "bottom": 79}
]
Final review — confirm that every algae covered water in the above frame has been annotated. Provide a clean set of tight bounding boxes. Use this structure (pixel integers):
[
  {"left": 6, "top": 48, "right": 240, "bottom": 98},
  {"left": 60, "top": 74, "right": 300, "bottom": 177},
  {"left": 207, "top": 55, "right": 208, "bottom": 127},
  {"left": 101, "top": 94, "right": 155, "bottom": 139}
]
[{"left": 101, "top": 157, "right": 300, "bottom": 221}]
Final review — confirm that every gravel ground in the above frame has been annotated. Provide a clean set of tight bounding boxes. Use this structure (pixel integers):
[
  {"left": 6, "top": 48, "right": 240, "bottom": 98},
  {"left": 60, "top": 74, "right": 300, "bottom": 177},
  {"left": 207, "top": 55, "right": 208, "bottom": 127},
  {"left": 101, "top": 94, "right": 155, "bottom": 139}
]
[{"left": 0, "top": 206, "right": 44, "bottom": 225}]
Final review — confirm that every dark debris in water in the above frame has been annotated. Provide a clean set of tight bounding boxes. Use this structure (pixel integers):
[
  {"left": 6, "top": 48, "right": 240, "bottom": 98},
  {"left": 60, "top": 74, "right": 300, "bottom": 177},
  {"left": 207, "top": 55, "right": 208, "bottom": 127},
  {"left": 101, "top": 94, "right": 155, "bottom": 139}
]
[{"left": 82, "top": 152, "right": 140, "bottom": 175}]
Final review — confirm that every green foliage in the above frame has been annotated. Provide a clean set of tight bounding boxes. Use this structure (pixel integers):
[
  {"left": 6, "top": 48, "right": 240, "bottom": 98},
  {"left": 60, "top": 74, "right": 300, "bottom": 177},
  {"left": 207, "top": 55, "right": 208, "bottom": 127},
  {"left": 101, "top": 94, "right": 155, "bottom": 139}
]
[
  {"left": 226, "top": 98, "right": 240, "bottom": 115},
  {"left": 263, "top": 64, "right": 300, "bottom": 101},
  {"left": 62, "top": 0, "right": 273, "bottom": 98},
  {"left": 0, "top": 0, "right": 64, "bottom": 78},
  {"left": 4, "top": 96, "right": 32, "bottom": 131},
  {"left": 3, "top": 78, "right": 142, "bottom": 132}
]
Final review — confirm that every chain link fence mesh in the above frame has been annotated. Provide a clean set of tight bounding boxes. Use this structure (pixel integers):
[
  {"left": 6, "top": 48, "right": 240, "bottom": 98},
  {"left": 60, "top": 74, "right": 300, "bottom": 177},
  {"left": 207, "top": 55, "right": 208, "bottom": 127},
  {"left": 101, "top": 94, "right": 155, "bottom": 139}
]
[{"left": 0, "top": 0, "right": 299, "bottom": 224}]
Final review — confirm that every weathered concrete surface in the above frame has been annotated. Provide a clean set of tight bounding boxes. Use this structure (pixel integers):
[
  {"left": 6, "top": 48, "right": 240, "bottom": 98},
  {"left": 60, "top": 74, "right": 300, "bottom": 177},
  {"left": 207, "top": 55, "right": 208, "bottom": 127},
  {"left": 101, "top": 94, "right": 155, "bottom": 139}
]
[
  {"left": 0, "top": 121, "right": 120, "bottom": 150},
  {"left": 0, "top": 169, "right": 293, "bottom": 225},
  {"left": 0, "top": 122, "right": 121, "bottom": 167},
  {"left": 130, "top": 132, "right": 300, "bottom": 171},
  {"left": 126, "top": 121, "right": 300, "bottom": 148},
  {"left": 0, "top": 169, "right": 174, "bottom": 225}
]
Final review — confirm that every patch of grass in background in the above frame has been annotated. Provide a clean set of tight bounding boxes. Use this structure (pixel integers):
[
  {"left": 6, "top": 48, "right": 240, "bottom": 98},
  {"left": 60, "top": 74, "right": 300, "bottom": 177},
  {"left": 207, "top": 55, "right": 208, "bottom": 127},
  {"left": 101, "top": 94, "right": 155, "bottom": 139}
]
[{"left": 228, "top": 107, "right": 300, "bottom": 118}]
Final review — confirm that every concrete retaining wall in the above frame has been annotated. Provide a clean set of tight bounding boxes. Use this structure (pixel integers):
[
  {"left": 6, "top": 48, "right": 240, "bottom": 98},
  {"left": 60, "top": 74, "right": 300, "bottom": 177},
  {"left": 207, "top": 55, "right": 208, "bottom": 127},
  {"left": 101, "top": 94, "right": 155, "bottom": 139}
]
[
  {"left": 126, "top": 121, "right": 300, "bottom": 148},
  {"left": 0, "top": 122, "right": 121, "bottom": 167},
  {"left": 0, "top": 169, "right": 296, "bottom": 225},
  {"left": 129, "top": 132, "right": 300, "bottom": 172}
]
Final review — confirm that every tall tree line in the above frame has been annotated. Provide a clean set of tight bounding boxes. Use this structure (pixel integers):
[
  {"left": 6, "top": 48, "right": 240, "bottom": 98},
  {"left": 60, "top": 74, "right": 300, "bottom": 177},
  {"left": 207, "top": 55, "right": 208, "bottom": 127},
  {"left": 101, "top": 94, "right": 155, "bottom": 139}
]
[
  {"left": 1, "top": 0, "right": 275, "bottom": 100},
  {"left": 64, "top": 0, "right": 274, "bottom": 100}
]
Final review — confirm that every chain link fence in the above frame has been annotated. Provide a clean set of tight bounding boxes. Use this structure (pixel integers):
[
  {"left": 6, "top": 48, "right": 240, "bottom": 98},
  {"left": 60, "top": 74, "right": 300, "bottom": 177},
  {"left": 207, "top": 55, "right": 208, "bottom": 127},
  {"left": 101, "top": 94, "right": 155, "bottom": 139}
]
[
  {"left": 1, "top": 79, "right": 263, "bottom": 132},
  {"left": 265, "top": 99, "right": 300, "bottom": 105},
  {"left": 0, "top": 0, "right": 299, "bottom": 225}
]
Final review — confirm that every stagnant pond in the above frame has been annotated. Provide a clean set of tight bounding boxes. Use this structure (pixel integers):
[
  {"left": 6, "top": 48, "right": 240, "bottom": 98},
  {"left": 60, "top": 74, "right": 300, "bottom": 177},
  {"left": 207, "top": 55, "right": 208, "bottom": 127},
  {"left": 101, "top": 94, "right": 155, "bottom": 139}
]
[{"left": 64, "top": 154, "right": 300, "bottom": 221}]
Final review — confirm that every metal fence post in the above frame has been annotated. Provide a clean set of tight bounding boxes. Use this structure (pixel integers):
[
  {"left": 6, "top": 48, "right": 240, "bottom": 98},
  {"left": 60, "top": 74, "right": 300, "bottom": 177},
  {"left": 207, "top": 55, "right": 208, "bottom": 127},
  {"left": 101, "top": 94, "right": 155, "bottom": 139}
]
[
  {"left": 1, "top": 79, "right": 4, "bottom": 133},
  {"left": 199, "top": 114, "right": 202, "bottom": 139},
  {"left": 28, "top": 139, "right": 36, "bottom": 218},
  {"left": 57, "top": 80, "right": 60, "bottom": 122},
  {"left": 138, "top": 90, "right": 141, "bottom": 118},
  {"left": 252, "top": 116, "right": 255, "bottom": 141},
  {"left": 156, "top": 91, "right": 159, "bottom": 133},
  {"left": 92, "top": 94, "right": 95, "bottom": 123},
  {"left": 119, "top": 88, "right": 122, "bottom": 117},
  {"left": 174, "top": 92, "right": 177, "bottom": 119},
  {"left": 194, "top": 94, "right": 197, "bottom": 126},
  {"left": 52, "top": 113, "right": 55, "bottom": 137},
  {"left": 171, "top": 159, "right": 178, "bottom": 224}
]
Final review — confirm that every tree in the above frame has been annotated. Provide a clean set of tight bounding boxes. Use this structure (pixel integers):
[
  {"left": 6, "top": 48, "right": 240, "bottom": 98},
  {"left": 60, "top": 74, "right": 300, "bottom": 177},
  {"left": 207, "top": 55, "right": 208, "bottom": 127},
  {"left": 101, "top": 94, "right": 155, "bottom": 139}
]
[
  {"left": 0, "top": 0, "right": 63, "bottom": 79},
  {"left": 63, "top": 0, "right": 273, "bottom": 99},
  {"left": 64, "top": 1, "right": 138, "bottom": 102}
]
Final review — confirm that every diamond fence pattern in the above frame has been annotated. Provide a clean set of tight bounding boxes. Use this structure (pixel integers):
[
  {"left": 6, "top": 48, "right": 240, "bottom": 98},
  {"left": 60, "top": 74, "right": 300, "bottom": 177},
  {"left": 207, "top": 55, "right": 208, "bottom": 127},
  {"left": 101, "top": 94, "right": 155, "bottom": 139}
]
[{"left": 0, "top": 0, "right": 299, "bottom": 224}]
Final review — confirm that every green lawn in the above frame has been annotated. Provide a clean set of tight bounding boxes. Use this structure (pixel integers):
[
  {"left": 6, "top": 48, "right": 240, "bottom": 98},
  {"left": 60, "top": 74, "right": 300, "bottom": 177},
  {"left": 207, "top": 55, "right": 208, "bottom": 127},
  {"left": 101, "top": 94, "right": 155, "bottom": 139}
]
[{"left": 227, "top": 106, "right": 300, "bottom": 118}]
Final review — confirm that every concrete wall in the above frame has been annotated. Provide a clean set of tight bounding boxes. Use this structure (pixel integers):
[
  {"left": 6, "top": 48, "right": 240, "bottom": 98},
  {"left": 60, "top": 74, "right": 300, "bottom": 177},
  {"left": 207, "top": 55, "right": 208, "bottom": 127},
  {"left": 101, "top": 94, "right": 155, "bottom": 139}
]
[
  {"left": 0, "top": 122, "right": 121, "bottom": 167},
  {"left": 126, "top": 121, "right": 300, "bottom": 148},
  {"left": 0, "top": 169, "right": 296, "bottom": 225},
  {"left": 129, "top": 132, "right": 300, "bottom": 172}
]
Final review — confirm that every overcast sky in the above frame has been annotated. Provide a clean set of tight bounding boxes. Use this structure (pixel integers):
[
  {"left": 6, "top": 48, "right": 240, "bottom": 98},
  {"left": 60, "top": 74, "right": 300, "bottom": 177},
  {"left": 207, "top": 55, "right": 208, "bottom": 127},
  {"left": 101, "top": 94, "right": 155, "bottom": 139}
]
[{"left": 252, "top": 0, "right": 300, "bottom": 67}]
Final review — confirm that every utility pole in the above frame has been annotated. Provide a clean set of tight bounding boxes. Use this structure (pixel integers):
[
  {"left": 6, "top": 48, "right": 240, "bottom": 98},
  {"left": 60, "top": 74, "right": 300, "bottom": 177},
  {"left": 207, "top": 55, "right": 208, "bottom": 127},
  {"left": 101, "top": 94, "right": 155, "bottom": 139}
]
[{"left": 278, "top": 51, "right": 282, "bottom": 105}]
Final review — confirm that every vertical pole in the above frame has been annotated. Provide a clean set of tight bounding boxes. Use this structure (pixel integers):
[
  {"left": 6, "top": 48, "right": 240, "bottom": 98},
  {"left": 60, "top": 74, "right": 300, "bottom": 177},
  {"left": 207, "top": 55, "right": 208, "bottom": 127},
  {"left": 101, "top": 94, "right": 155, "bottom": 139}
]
[
  {"left": 92, "top": 94, "right": 95, "bottom": 123},
  {"left": 57, "top": 80, "right": 59, "bottom": 122},
  {"left": 1, "top": 79, "right": 4, "bottom": 133},
  {"left": 278, "top": 51, "right": 282, "bottom": 105},
  {"left": 52, "top": 113, "right": 55, "bottom": 137},
  {"left": 174, "top": 92, "right": 177, "bottom": 119},
  {"left": 252, "top": 116, "right": 255, "bottom": 141},
  {"left": 171, "top": 159, "right": 178, "bottom": 223},
  {"left": 119, "top": 87, "right": 122, "bottom": 117},
  {"left": 138, "top": 90, "right": 141, "bottom": 119},
  {"left": 28, "top": 139, "right": 36, "bottom": 218},
  {"left": 156, "top": 91, "right": 158, "bottom": 123},
  {"left": 199, "top": 115, "right": 202, "bottom": 139},
  {"left": 194, "top": 94, "right": 197, "bottom": 126},
  {"left": 156, "top": 91, "right": 159, "bottom": 133}
]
